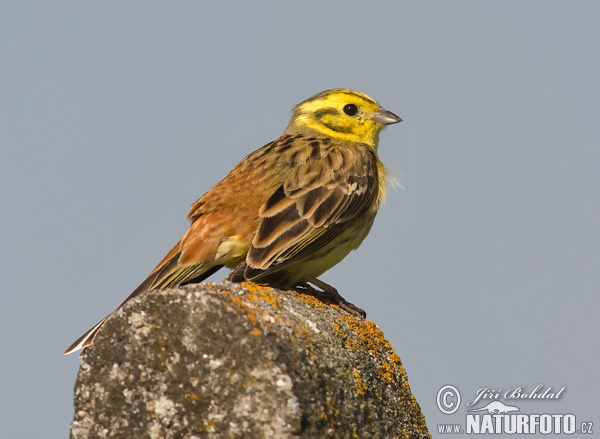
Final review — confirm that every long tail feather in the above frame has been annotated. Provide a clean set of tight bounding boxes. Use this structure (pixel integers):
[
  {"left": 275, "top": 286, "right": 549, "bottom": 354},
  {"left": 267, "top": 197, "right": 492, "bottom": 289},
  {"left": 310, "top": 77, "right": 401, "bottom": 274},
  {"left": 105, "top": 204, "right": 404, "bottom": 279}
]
[
  {"left": 64, "top": 254, "right": 223, "bottom": 355},
  {"left": 63, "top": 318, "right": 107, "bottom": 356}
]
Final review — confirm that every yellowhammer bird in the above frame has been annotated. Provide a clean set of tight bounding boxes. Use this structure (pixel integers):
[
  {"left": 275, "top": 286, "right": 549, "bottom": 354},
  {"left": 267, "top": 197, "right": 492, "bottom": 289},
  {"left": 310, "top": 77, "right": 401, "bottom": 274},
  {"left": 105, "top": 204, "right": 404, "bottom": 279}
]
[{"left": 65, "top": 88, "right": 402, "bottom": 356}]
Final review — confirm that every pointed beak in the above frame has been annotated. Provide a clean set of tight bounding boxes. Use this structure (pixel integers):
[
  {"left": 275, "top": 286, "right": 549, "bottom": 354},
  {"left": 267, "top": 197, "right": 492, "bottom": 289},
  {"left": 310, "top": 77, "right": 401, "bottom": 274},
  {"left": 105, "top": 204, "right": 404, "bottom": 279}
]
[{"left": 371, "top": 107, "right": 403, "bottom": 125}]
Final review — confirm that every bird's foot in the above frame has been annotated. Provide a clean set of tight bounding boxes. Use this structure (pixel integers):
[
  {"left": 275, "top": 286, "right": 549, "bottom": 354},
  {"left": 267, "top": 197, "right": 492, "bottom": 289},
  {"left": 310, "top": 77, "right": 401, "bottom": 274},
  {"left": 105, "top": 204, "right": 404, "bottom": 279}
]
[{"left": 293, "top": 276, "right": 366, "bottom": 319}]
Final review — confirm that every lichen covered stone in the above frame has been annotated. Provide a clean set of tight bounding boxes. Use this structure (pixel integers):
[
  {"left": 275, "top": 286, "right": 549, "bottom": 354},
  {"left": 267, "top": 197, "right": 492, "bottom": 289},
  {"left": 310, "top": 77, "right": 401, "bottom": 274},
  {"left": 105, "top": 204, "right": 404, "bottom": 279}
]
[{"left": 70, "top": 282, "right": 429, "bottom": 438}]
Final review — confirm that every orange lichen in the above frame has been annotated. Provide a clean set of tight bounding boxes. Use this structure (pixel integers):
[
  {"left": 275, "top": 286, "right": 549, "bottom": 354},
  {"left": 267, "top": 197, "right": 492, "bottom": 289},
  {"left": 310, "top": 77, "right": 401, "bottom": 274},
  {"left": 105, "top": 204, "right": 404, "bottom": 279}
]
[
  {"left": 330, "top": 314, "right": 405, "bottom": 387},
  {"left": 184, "top": 391, "right": 200, "bottom": 403},
  {"left": 216, "top": 289, "right": 263, "bottom": 330},
  {"left": 290, "top": 290, "right": 327, "bottom": 310},
  {"left": 353, "top": 368, "right": 367, "bottom": 396},
  {"left": 408, "top": 393, "right": 430, "bottom": 437},
  {"left": 330, "top": 321, "right": 357, "bottom": 350},
  {"left": 241, "top": 282, "right": 283, "bottom": 309},
  {"left": 325, "top": 397, "right": 340, "bottom": 418},
  {"left": 198, "top": 421, "right": 216, "bottom": 432},
  {"left": 214, "top": 285, "right": 322, "bottom": 350}
]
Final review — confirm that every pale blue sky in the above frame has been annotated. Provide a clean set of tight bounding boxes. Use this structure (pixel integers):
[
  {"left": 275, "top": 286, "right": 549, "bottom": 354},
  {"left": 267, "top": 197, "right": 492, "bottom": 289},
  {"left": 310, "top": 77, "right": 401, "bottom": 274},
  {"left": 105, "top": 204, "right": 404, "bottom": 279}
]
[{"left": 1, "top": 2, "right": 599, "bottom": 437}]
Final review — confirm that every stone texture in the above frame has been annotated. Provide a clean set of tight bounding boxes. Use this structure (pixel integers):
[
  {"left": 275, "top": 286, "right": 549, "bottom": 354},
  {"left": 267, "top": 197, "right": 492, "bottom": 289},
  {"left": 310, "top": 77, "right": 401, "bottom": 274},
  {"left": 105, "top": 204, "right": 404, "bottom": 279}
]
[{"left": 70, "top": 282, "right": 429, "bottom": 439}]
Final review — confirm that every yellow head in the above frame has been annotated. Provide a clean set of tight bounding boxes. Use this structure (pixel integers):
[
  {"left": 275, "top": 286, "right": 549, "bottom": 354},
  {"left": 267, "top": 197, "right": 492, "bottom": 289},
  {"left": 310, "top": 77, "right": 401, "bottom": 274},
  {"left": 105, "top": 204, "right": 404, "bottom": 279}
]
[{"left": 286, "top": 88, "right": 402, "bottom": 148}]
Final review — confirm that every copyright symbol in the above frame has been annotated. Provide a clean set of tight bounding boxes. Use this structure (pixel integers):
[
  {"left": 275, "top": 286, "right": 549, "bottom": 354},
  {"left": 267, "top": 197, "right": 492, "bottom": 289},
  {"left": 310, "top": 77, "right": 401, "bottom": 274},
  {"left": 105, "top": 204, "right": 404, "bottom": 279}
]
[{"left": 437, "top": 385, "right": 461, "bottom": 414}]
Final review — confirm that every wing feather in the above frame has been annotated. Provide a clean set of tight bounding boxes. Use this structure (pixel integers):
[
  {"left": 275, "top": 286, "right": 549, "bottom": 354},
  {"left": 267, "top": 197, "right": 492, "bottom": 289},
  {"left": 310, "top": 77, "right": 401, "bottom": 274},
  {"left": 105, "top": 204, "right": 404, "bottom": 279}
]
[{"left": 245, "top": 143, "right": 379, "bottom": 279}]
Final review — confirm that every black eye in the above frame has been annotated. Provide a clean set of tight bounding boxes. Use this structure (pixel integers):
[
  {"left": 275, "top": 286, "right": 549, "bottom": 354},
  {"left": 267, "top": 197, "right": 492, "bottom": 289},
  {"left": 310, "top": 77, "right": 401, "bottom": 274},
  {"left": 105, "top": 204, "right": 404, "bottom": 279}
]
[{"left": 343, "top": 103, "right": 358, "bottom": 116}]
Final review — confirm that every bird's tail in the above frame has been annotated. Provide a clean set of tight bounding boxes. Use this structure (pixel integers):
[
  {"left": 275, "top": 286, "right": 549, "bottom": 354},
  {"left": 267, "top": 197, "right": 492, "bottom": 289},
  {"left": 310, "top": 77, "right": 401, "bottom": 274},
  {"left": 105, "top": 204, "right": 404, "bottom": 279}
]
[
  {"left": 64, "top": 249, "right": 224, "bottom": 356},
  {"left": 63, "top": 318, "right": 108, "bottom": 357}
]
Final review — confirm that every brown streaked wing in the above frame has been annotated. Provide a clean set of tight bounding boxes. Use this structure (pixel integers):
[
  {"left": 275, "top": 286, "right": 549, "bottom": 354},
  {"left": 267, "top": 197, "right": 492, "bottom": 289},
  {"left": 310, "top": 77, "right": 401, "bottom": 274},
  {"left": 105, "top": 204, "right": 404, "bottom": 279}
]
[{"left": 245, "top": 144, "right": 378, "bottom": 277}]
